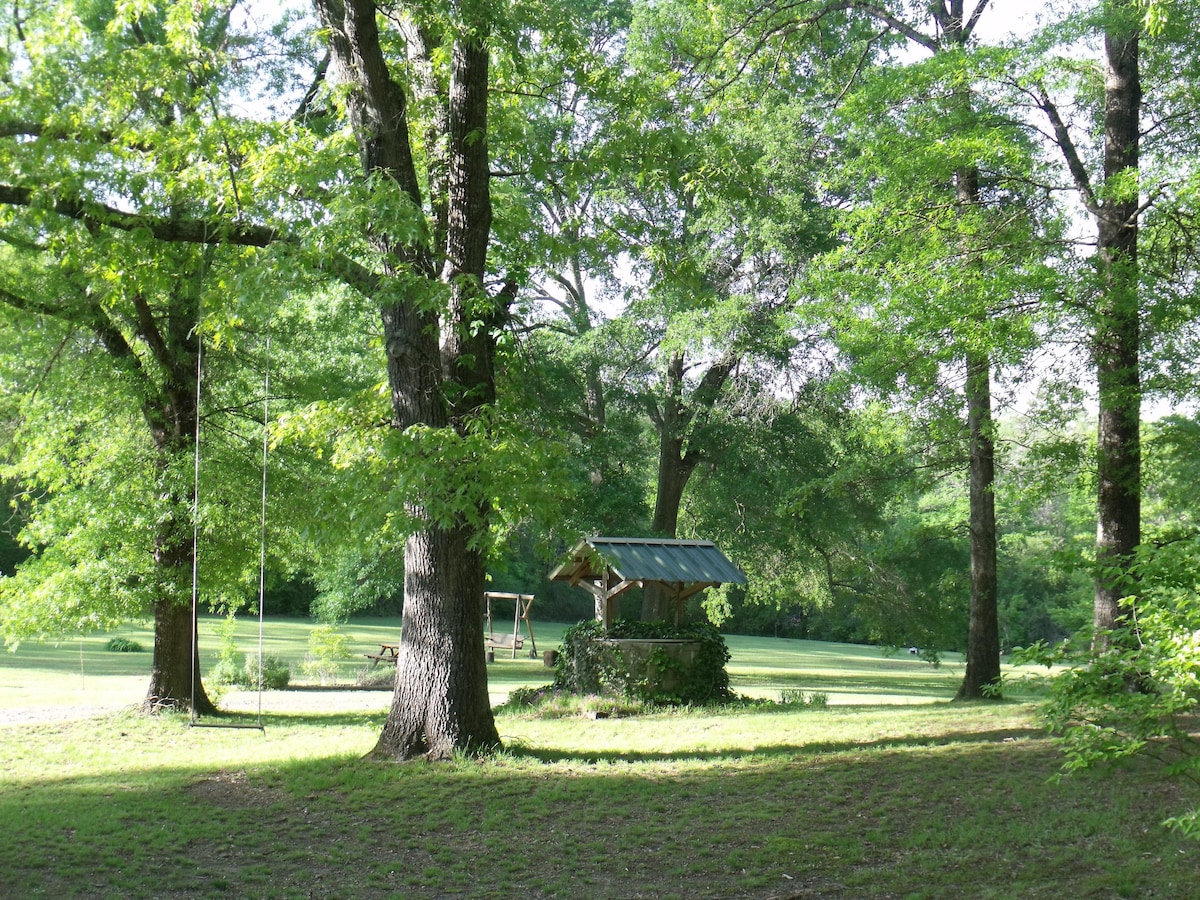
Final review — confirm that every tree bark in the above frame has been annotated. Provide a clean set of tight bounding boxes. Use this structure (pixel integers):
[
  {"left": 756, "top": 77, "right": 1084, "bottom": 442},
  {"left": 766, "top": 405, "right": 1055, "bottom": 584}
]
[
  {"left": 142, "top": 426, "right": 216, "bottom": 715},
  {"left": 373, "top": 526, "right": 498, "bottom": 758},
  {"left": 643, "top": 456, "right": 695, "bottom": 623},
  {"left": 957, "top": 349, "right": 1001, "bottom": 700},
  {"left": 145, "top": 593, "right": 216, "bottom": 715},
  {"left": 1092, "top": 11, "right": 1141, "bottom": 650}
]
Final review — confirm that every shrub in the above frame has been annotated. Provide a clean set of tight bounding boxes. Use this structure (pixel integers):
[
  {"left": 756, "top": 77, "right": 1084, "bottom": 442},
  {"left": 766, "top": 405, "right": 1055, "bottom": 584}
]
[
  {"left": 105, "top": 637, "right": 144, "bottom": 653},
  {"left": 494, "top": 686, "right": 651, "bottom": 719},
  {"left": 779, "top": 688, "right": 829, "bottom": 708},
  {"left": 301, "top": 624, "right": 352, "bottom": 684},
  {"left": 211, "top": 613, "right": 244, "bottom": 686},
  {"left": 243, "top": 655, "right": 291, "bottom": 690},
  {"left": 1029, "top": 534, "right": 1200, "bottom": 840},
  {"left": 355, "top": 665, "right": 395, "bottom": 687},
  {"left": 210, "top": 654, "right": 246, "bottom": 687},
  {"left": 211, "top": 651, "right": 291, "bottom": 691}
]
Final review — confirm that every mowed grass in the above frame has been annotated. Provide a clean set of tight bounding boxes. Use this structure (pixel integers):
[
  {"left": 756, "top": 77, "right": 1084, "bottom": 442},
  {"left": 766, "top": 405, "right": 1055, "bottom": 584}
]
[
  {"left": 1, "top": 621, "right": 1195, "bottom": 898},
  {"left": 0, "top": 616, "right": 1030, "bottom": 715}
]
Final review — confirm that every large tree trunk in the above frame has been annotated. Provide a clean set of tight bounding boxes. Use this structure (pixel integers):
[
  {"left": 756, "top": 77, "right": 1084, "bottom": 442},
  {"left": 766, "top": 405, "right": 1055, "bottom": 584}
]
[
  {"left": 141, "top": 432, "right": 216, "bottom": 715},
  {"left": 316, "top": 0, "right": 500, "bottom": 758},
  {"left": 957, "top": 349, "right": 1001, "bottom": 700},
  {"left": 145, "top": 593, "right": 216, "bottom": 715},
  {"left": 373, "top": 526, "right": 499, "bottom": 758},
  {"left": 1092, "top": 13, "right": 1141, "bottom": 650}
]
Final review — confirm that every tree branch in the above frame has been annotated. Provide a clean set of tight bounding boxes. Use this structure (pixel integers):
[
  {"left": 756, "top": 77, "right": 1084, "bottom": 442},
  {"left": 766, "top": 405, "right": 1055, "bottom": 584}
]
[
  {"left": 963, "top": 0, "right": 992, "bottom": 41},
  {"left": 0, "top": 183, "right": 278, "bottom": 246},
  {"left": 0, "top": 182, "right": 383, "bottom": 297},
  {"left": 849, "top": 1, "right": 938, "bottom": 52},
  {"left": 1034, "top": 85, "right": 1101, "bottom": 218},
  {"left": 294, "top": 51, "right": 330, "bottom": 122},
  {"left": 0, "top": 119, "right": 157, "bottom": 153}
]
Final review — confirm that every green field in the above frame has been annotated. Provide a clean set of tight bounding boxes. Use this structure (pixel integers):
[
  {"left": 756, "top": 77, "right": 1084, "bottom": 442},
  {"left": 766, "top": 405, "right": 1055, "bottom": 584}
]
[
  {"left": 0, "top": 617, "right": 1001, "bottom": 717},
  {"left": 1, "top": 621, "right": 1194, "bottom": 898}
]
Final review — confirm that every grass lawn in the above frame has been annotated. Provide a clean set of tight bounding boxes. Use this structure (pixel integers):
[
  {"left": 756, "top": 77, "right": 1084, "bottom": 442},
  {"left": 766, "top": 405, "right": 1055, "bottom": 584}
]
[{"left": 1, "top": 620, "right": 1195, "bottom": 898}]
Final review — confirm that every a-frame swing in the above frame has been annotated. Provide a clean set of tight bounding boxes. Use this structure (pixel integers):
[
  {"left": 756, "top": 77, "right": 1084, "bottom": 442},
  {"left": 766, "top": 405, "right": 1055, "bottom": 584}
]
[
  {"left": 484, "top": 591, "right": 537, "bottom": 659},
  {"left": 189, "top": 328, "right": 270, "bottom": 731}
]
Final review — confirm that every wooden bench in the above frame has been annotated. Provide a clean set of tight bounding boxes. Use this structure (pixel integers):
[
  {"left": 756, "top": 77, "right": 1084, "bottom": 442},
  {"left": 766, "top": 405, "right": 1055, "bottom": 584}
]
[{"left": 365, "top": 643, "right": 399, "bottom": 667}]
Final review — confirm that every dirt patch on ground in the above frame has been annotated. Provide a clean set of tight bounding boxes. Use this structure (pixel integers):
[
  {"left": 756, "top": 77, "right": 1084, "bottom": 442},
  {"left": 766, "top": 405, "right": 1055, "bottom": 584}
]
[{"left": 187, "top": 769, "right": 291, "bottom": 809}]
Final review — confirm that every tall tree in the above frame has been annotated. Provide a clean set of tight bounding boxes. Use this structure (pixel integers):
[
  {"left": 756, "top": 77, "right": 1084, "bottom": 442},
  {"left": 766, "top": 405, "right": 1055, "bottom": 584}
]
[
  {"left": 0, "top": 0, "right": 535, "bottom": 752},
  {"left": 1018, "top": 0, "right": 1200, "bottom": 648},
  {"left": 309, "top": 0, "right": 503, "bottom": 758},
  {"left": 0, "top": 2, "right": 279, "bottom": 714},
  {"left": 511, "top": 0, "right": 850, "bottom": 624},
  {"left": 805, "top": 0, "right": 1061, "bottom": 697},
  {"left": 868, "top": 0, "right": 1001, "bottom": 699},
  {"left": 1026, "top": 0, "right": 1141, "bottom": 648}
]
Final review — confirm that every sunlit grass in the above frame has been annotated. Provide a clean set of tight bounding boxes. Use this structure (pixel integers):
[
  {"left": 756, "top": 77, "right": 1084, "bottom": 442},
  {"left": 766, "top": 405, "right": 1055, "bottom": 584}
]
[{"left": 2, "top": 617, "right": 1059, "bottom": 720}]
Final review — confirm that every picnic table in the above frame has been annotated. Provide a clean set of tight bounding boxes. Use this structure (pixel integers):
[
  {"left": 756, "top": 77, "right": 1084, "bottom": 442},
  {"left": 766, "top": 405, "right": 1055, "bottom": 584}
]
[{"left": 365, "top": 643, "right": 399, "bottom": 667}]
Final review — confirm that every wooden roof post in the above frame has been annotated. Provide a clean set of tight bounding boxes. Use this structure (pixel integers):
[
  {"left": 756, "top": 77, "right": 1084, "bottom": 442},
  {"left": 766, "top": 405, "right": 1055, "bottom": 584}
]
[{"left": 595, "top": 570, "right": 610, "bottom": 629}]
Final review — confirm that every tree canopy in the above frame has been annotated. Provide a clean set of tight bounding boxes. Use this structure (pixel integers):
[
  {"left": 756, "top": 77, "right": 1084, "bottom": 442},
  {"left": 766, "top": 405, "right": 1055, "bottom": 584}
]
[{"left": 1, "top": 0, "right": 1199, "bottom": 779}]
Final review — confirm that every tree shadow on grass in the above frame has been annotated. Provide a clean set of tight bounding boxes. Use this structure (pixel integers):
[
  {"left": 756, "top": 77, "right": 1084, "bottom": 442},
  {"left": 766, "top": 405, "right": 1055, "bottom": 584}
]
[{"left": 1, "top": 712, "right": 1190, "bottom": 900}]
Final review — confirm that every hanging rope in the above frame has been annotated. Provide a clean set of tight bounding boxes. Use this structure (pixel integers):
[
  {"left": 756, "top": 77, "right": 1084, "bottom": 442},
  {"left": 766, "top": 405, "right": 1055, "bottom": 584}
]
[
  {"left": 189, "top": 325, "right": 270, "bottom": 731},
  {"left": 189, "top": 328, "right": 204, "bottom": 726},
  {"left": 254, "top": 334, "right": 271, "bottom": 723}
]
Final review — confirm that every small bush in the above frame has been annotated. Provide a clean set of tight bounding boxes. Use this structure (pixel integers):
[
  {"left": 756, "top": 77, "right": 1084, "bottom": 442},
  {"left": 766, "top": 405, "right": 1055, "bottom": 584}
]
[
  {"left": 105, "top": 637, "right": 144, "bottom": 653},
  {"left": 244, "top": 655, "right": 291, "bottom": 690},
  {"left": 210, "top": 653, "right": 246, "bottom": 687},
  {"left": 501, "top": 684, "right": 558, "bottom": 709},
  {"left": 301, "top": 624, "right": 352, "bottom": 684},
  {"left": 211, "top": 653, "right": 290, "bottom": 690},
  {"left": 212, "top": 614, "right": 244, "bottom": 686},
  {"left": 779, "top": 688, "right": 829, "bottom": 708},
  {"left": 355, "top": 665, "right": 395, "bottom": 687},
  {"left": 494, "top": 686, "right": 651, "bottom": 719}
]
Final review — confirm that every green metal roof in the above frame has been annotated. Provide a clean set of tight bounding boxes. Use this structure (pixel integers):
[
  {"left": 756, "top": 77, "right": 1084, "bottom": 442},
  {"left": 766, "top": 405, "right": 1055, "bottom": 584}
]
[{"left": 548, "top": 536, "right": 747, "bottom": 587}]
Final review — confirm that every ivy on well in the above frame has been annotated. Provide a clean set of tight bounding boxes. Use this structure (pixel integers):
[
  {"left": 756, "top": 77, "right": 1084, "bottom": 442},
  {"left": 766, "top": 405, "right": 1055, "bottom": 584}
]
[{"left": 554, "top": 619, "right": 735, "bottom": 705}]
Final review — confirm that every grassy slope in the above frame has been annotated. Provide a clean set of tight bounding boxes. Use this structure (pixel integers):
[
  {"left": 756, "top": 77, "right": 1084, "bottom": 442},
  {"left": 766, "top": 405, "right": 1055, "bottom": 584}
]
[{"left": 0, "top": 622, "right": 1195, "bottom": 898}]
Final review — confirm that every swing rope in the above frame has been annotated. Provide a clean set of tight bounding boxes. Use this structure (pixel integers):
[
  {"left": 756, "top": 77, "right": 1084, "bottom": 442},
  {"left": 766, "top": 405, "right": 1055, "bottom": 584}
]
[
  {"left": 188, "top": 329, "right": 203, "bottom": 726},
  {"left": 255, "top": 334, "right": 271, "bottom": 724},
  {"left": 189, "top": 326, "right": 270, "bottom": 730}
]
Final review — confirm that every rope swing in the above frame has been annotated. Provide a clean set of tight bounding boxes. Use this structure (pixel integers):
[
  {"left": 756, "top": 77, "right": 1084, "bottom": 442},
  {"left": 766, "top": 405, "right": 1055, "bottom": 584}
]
[{"left": 189, "top": 327, "right": 271, "bottom": 731}]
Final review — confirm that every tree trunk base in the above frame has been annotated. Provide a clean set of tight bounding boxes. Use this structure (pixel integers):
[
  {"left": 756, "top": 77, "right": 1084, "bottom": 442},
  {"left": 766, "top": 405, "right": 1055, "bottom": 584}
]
[
  {"left": 144, "top": 598, "right": 218, "bottom": 716},
  {"left": 954, "top": 667, "right": 1003, "bottom": 702},
  {"left": 370, "top": 529, "right": 500, "bottom": 761}
]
